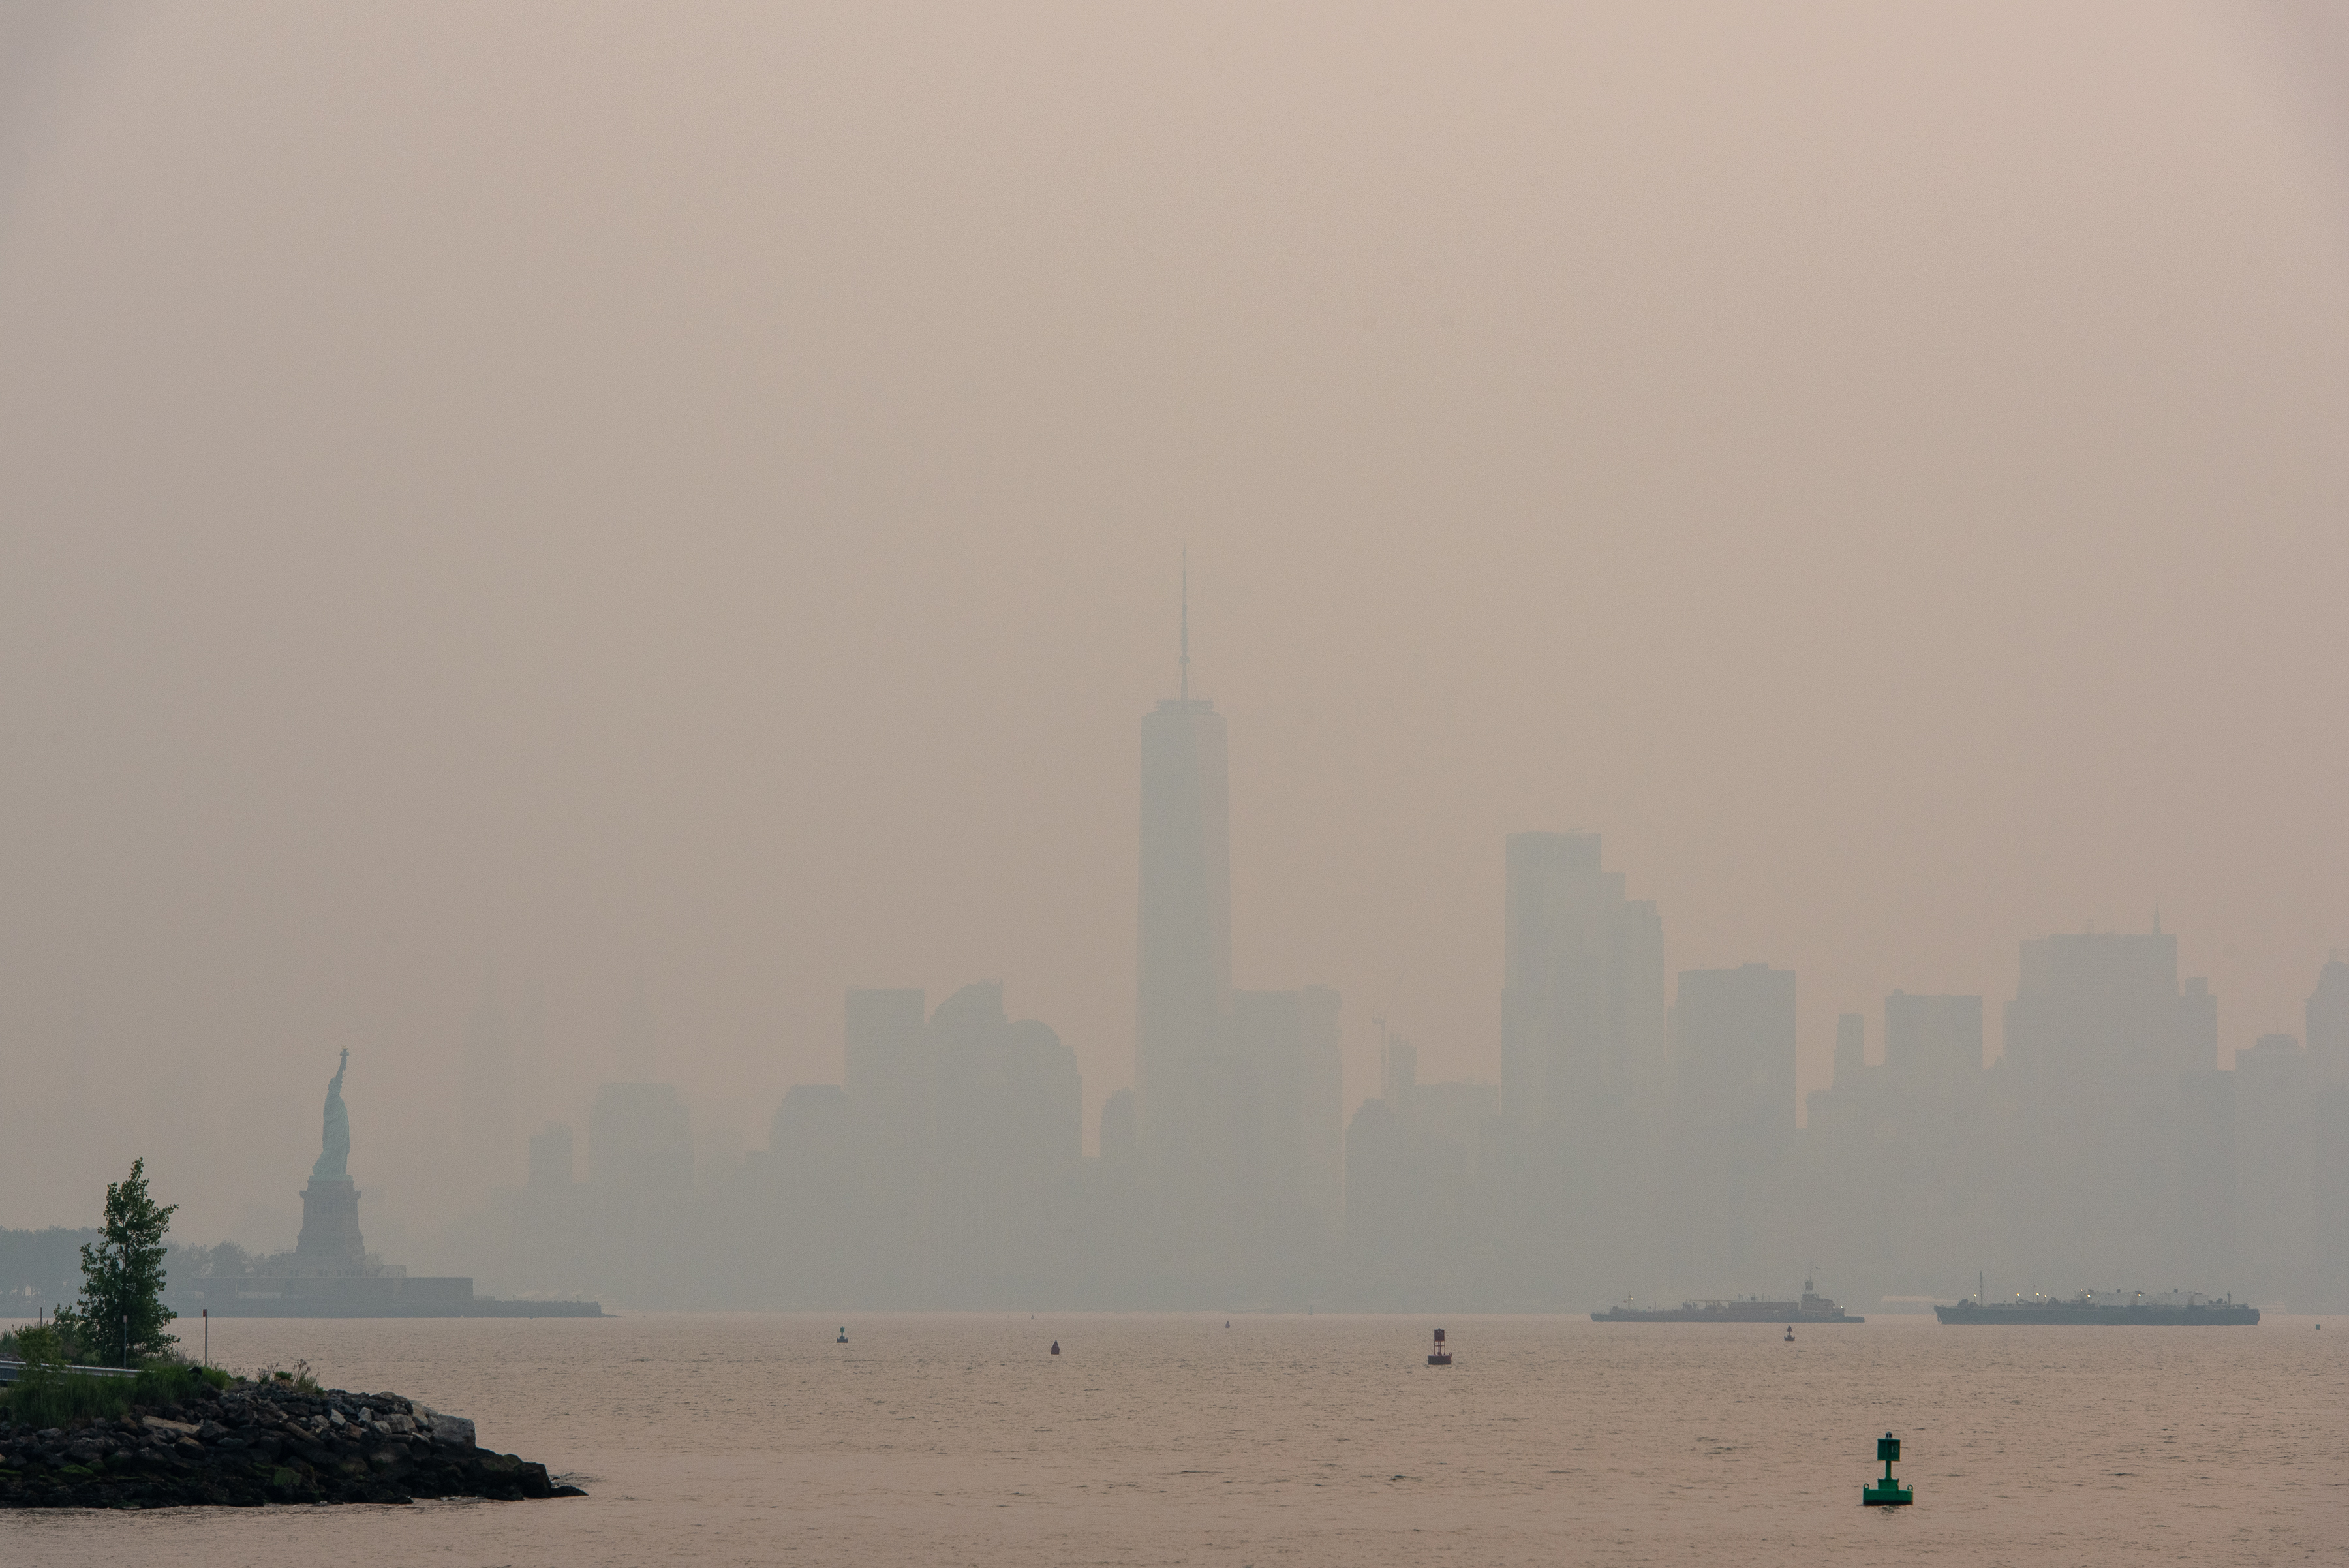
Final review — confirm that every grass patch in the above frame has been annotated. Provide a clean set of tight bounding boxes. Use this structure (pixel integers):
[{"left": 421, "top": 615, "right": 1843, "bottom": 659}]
[
  {"left": 1, "top": 1361, "right": 227, "bottom": 1429},
  {"left": 255, "top": 1359, "right": 319, "bottom": 1392}
]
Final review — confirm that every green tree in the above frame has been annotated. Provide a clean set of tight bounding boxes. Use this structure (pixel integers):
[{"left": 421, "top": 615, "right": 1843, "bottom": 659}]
[
  {"left": 8, "top": 1322, "right": 68, "bottom": 1372},
  {"left": 60, "top": 1158, "right": 178, "bottom": 1367}
]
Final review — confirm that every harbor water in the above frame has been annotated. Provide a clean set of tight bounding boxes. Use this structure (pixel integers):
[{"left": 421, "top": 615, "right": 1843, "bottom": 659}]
[{"left": 3, "top": 1311, "right": 2341, "bottom": 1565}]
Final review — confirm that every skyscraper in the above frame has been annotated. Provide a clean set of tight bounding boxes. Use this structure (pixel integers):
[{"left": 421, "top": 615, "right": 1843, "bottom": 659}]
[
  {"left": 2306, "top": 957, "right": 2349, "bottom": 1086},
  {"left": 1667, "top": 963, "right": 1797, "bottom": 1282},
  {"left": 2308, "top": 959, "right": 2349, "bottom": 1300},
  {"left": 586, "top": 1083, "right": 693, "bottom": 1193},
  {"left": 1135, "top": 564, "right": 1232, "bottom": 1245},
  {"left": 1672, "top": 964, "right": 1799, "bottom": 1145},
  {"left": 1884, "top": 992, "right": 1984, "bottom": 1083},
  {"left": 459, "top": 981, "right": 518, "bottom": 1188},
  {"left": 1296, "top": 984, "right": 1345, "bottom": 1242},
  {"left": 1500, "top": 832, "right": 1665, "bottom": 1128},
  {"left": 845, "top": 987, "right": 932, "bottom": 1293},
  {"left": 1834, "top": 1012, "right": 1867, "bottom": 1088},
  {"left": 2174, "top": 1068, "right": 2235, "bottom": 1285},
  {"left": 930, "top": 982, "right": 1082, "bottom": 1302},
  {"left": 527, "top": 1121, "right": 575, "bottom": 1189},
  {"left": 1496, "top": 831, "right": 1666, "bottom": 1295},
  {"left": 2001, "top": 930, "right": 2209, "bottom": 1282},
  {"left": 2234, "top": 1034, "right": 2314, "bottom": 1301}
]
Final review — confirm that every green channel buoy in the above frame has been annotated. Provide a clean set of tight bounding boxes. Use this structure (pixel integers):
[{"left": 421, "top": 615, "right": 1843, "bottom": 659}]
[{"left": 1862, "top": 1432, "right": 1914, "bottom": 1506}]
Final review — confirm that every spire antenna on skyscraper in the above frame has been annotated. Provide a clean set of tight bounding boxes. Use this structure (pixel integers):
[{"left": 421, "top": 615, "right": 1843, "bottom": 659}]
[{"left": 1180, "top": 546, "right": 1190, "bottom": 703}]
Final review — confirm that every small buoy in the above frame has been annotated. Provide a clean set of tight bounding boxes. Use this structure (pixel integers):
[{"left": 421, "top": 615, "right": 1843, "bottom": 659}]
[
  {"left": 1225, "top": 1321, "right": 1231, "bottom": 1329},
  {"left": 1051, "top": 1341, "right": 1060, "bottom": 1355},
  {"left": 1427, "top": 1327, "right": 1452, "bottom": 1366},
  {"left": 835, "top": 1327, "right": 848, "bottom": 1344},
  {"left": 1862, "top": 1432, "right": 1914, "bottom": 1506},
  {"left": 1785, "top": 1325, "right": 1795, "bottom": 1342}
]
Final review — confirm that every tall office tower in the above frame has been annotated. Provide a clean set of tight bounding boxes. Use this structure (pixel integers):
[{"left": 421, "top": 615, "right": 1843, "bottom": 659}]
[
  {"left": 750, "top": 1083, "right": 858, "bottom": 1297},
  {"left": 2305, "top": 958, "right": 2349, "bottom": 1086},
  {"left": 1135, "top": 570, "right": 1233, "bottom": 1245},
  {"left": 1229, "top": 985, "right": 1343, "bottom": 1250},
  {"left": 1231, "top": 989, "right": 1304, "bottom": 1227},
  {"left": 1806, "top": 1014, "right": 1872, "bottom": 1137},
  {"left": 1343, "top": 1096, "right": 1405, "bottom": 1261},
  {"left": 1297, "top": 985, "right": 1345, "bottom": 1244},
  {"left": 2234, "top": 1034, "right": 2314, "bottom": 1300},
  {"left": 1099, "top": 1089, "right": 1138, "bottom": 1175},
  {"left": 768, "top": 1084, "right": 853, "bottom": 1180},
  {"left": 746, "top": 1084, "right": 859, "bottom": 1305},
  {"left": 526, "top": 1120, "right": 575, "bottom": 1189},
  {"left": 1381, "top": 1030, "right": 1418, "bottom": 1109},
  {"left": 2173, "top": 1069, "right": 2235, "bottom": 1285},
  {"left": 927, "top": 981, "right": 1007, "bottom": 1299},
  {"left": 1501, "top": 832, "right": 1665, "bottom": 1126},
  {"left": 1667, "top": 964, "right": 1796, "bottom": 1282},
  {"left": 845, "top": 987, "right": 933, "bottom": 1289},
  {"left": 2178, "top": 977, "right": 2218, "bottom": 1072},
  {"left": 586, "top": 1083, "right": 694, "bottom": 1193},
  {"left": 2001, "top": 930, "right": 2207, "bottom": 1282},
  {"left": 1877, "top": 993, "right": 1986, "bottom": 1279},
  {"left": 1832, "top": 1013, "right": 1866, "bottom": 1088},
  {"left": 1673, "top": 965, "right": 1800, "bottom": 1142},
  {"left": 1884, "top": 993, "right": 1985, "bottom": 1083},
  {"left": 995, "top": 1019, "right": 1083, "bottom": 1187},
  {"left": 847, "top": 988, "right": 931, "bottom": 1103},
  {"left": 2006, "top": 931, "right": 2210, "bottom": 1079},
  {"left": 2309, "top": 955, "right": 2349, "bottom": 1300},
  {"left": 459, "top": 983, "right": 518, "bottom": 1188},
  {"left": 930, "top": 982, "right": 1082, "bottom": 1301},
  {"left": 2312, "top": 1083, "right": 2349, "bottom": 1302}
]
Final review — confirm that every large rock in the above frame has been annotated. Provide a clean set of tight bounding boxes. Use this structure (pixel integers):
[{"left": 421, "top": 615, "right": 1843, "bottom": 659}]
[
  {"left": 418, "top": 1407, "right": 476, "bottom": 1450},
  {"left": 0, "top": 1380, "right": 571, "bottom": 1511}
]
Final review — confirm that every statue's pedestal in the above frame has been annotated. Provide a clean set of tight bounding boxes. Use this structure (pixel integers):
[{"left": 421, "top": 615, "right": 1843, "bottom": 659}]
[{"left": 294, "top": 1176, "right": 367, "bottom": 1264}]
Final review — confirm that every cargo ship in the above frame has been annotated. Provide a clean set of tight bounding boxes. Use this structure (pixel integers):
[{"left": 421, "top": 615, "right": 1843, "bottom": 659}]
[
  {"left": 1934, "top": 1289, "right": 2256, "bottom": 1325},
  {"left": 1593, "top": 1276, "right": 1861, "bottom": 1323}
]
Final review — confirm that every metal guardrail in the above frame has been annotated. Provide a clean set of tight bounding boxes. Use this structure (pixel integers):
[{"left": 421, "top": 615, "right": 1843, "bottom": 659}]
[{"left": 0, "top": 1358, "right": 144, "bottom": 1385}]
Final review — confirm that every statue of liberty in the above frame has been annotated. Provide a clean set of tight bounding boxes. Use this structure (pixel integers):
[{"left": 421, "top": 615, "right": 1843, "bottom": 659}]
[{"left": 313, "top": 1048, "right": 352, "bottom": 1180}]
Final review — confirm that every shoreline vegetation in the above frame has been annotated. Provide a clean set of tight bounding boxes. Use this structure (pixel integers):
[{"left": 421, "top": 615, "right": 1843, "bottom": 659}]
[
  {"left": 0, "top": 1351, "right": 583, "bottom": 1508},
  {"left": 0, "top": 1156, "right": 581, "bottom": 1507}
]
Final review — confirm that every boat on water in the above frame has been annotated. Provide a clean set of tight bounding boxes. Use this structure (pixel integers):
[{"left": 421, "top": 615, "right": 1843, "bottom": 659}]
[
  {"left": 1935, "top": 1289, "right": 2257, "bottom": 1325},
  {"left": 1593, "top": 1275, "right": 1862, "bottom": 1324}
]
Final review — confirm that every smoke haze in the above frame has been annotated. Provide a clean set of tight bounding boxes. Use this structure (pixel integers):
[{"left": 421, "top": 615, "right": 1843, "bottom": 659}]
[{"left": 2, "top": 3, "right": 2346, "bottom": 1293}]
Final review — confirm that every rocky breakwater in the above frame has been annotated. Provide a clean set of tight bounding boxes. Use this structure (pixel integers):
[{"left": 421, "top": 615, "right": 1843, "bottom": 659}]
[{"left": 0, "top": 1381, "right": 585, "bottom": 1509}]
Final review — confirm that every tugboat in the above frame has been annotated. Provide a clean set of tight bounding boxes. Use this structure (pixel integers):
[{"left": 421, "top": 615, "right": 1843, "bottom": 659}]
[{"left": 1426, "top": 1328, "right": 1452, "bottom": 1366}]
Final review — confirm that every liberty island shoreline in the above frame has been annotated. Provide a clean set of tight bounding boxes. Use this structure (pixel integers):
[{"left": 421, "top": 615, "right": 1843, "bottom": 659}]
[{"left": 124, "top": 1056, "right": 605, "bottom": 1323}]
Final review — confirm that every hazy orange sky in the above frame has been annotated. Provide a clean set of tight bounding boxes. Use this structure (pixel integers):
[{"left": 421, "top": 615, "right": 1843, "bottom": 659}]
[{"left": 3, "top": 3, "right": 2346, "bottom": 1248}]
